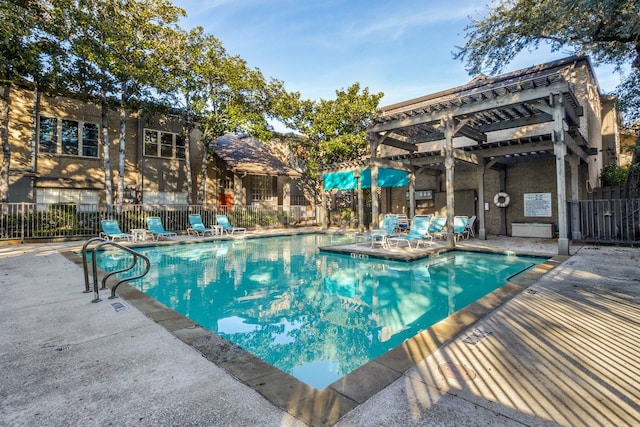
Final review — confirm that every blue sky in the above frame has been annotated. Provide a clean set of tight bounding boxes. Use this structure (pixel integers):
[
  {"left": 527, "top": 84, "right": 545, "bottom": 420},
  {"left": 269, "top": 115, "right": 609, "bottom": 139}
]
[{"left": 172, "top": 0, "right": 626, "bottom": 109}]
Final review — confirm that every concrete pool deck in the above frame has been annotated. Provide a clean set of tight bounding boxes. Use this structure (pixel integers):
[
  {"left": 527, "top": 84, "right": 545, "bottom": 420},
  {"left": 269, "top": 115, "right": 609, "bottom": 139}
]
[{"left": 1, "top": 232, "right": 640, "bottom": 426}]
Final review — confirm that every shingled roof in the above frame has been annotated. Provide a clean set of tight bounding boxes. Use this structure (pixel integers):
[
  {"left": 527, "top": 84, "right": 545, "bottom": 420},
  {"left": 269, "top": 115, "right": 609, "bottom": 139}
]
[{"left": 214, "top": 134, "right": 302, "bottom": 178}]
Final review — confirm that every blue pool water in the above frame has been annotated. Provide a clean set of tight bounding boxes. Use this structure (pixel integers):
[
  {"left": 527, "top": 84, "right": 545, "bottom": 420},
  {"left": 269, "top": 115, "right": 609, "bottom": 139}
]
[{"left": 96, "top": 234, "right": 543, "bottom": 389}]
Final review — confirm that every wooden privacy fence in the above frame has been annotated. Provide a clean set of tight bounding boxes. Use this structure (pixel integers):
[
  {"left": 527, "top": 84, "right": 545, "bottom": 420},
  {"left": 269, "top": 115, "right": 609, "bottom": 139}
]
[{"left": 571, "top": 198, "right": 640, "bottom": 244}]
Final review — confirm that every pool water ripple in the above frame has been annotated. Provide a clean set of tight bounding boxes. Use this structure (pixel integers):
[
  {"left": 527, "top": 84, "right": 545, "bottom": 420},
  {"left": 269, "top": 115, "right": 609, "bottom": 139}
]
[{"left": 96, "top": 234, "right": 543, "bottom": 389}]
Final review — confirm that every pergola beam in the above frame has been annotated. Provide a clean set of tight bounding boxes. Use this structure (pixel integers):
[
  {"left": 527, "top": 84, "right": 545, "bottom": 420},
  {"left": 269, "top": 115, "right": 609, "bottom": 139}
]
[{"left": 370, "top": 81, "right": 571, "bottom": 134}]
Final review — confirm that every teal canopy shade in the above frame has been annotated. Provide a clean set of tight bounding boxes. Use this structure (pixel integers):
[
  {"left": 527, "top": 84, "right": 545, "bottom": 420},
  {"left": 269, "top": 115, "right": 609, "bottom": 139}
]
[
  {"left": 323, "top": 168, "right": 408, "bottom": 190},
  {"left": 323, "top": 170, "right": 357, "bottom": 190}
]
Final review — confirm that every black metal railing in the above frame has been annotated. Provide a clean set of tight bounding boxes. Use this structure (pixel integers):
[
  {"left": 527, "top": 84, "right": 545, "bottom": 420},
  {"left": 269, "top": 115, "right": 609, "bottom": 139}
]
[{"left": 0, "top": 203, "right": 320, "bottom": 242}]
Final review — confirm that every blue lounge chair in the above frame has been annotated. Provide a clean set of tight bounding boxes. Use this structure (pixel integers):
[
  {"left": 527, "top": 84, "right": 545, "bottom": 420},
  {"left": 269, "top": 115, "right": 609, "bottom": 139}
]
[
  {"left": 146, "top": 217, "right": 177, "bottom": 241},
  {"left": 187, "top": 214, "right": 215, "bottom": 237},
  {"left": 428, "top": 216, "right": 447, "bottom": 239},
  {"left": 388, "top": 215, "right": 434, "bottom": 249},
  {"left": 215, "top": 215, "right": 246, "bottom": 234},
  {"left": 453, "top": 216, "right": 469, "bottom": 241},
  {"left": 357, "top": 214, "right": 398, "bottom": 248},
  {"left": 100, "top": 219, "right": 132, "bottom": 242}
]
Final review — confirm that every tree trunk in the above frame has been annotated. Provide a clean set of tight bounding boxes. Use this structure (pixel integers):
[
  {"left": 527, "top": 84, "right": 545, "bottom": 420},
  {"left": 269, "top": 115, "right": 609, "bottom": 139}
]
[
  {"left": 183, "top": 95, "right": 193, "bottom": 205},
  {"left": 197, "top": 140, "right": 214, "bottom": 205},
  {"left": 0, "top": 85, "right": 12, "bottom": 202},
  {"left": 117, "top": 81, "right": 127, "bottom": 212},
  {"left": 101, "top": 80, "right": 113, "bottom": 210}
]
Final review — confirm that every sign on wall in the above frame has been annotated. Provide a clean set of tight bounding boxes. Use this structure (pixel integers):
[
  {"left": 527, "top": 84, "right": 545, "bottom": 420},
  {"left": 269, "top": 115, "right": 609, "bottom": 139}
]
[
  {"left": 406, "top": 190, "right": 434, "bottom": 200},
  {"left": 524, "top": 193, "right": 552, "bottom": 217}
]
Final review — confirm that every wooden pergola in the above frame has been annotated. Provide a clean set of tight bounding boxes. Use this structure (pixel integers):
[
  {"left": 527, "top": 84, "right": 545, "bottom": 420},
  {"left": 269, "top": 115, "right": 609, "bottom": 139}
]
[{"left": 325, "top": 58, "right": 596, "bottom": 255}]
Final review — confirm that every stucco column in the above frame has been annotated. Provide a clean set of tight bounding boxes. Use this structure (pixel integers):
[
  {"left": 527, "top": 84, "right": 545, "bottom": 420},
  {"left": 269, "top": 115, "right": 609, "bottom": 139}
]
[
  {"left": 442, "top": 117, "right": 456, "bottom": 249},
  {"left": 233, "top": 173, "right": 244, "bottom": 207},
  {"left": 282, "top": 177, "right": 291, "bottom": 207},
  {"left": 553, "top": 95, "right": 569, "bottom": 255}
]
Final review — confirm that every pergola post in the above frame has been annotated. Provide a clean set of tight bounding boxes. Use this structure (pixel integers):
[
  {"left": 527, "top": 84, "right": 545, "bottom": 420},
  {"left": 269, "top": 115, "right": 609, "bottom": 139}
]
[
  {"left": 476, "top": 159, "right": 488, "bottom": 240},
  {"left": 442, "top": 117, "right": 456, "bottom": 249},
  {"left": 356, "top": 169, "right": 364, "bottom": 233},
  {"left": 370, "top": 135, "right": 380, "bottom": 229},
  {"left": 553, "top": 95, "right": 570, "bottom": 255},
  {"left": 371, "top": 165, "right": 379, "bottom": 229},
  {"left": 408, "top": 170, "right": 416, "bottom": 218},
  {"left": 320, "top": 180, "right": 328, "bottom": 230}
]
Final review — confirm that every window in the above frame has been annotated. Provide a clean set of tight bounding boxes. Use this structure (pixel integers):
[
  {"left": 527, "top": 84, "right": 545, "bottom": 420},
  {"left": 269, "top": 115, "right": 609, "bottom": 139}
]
[
  {"left": 62, "top": 120, "right": 79, "bottom": 155},
  {"left": 82, "top": 123, "right": 99, "bottom": 157},
  {"left": 142, "top": 191, "right": 187, "bottom": 205},
  {"left": 222, "top": 173, "right": 234, "bottom": 190},
  {"left": 39, "top": 117, "right": 58, "bottom": 154},
  {"left": 36, "top": 188, "right": 99, "bottom": 212},
  {"left": 251, "top": 176, "right": 274, "bottom": 201},
  {"left": 38, "top": 116, "right": 99, "bottom": 158},
  {"left": 144, "top": 129, "right": 185, "bottom": 159}
]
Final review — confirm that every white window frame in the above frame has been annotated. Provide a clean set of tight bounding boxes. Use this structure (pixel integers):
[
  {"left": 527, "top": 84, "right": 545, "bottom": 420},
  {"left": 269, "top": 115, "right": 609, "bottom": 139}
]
[{"left": 251, "top": 175, "right": 274, "bottom": 202}]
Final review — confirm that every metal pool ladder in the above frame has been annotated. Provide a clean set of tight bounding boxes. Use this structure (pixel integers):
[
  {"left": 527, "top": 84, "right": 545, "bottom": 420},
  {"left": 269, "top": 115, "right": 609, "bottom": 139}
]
[{"left": 82, "top": 237, "right": 151, "bottom": 303}]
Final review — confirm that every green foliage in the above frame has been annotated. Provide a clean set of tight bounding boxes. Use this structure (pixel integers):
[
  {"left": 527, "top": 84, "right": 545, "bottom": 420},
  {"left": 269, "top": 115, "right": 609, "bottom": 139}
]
[
  {"left": 600, "top": 163, "right": 629, "bottom": 186},
  {"left": 454, "top": 0, "right": 640, "bottom": 123},
  {"left": 287, "top": 83, "right": 383, "bottom": 178}
]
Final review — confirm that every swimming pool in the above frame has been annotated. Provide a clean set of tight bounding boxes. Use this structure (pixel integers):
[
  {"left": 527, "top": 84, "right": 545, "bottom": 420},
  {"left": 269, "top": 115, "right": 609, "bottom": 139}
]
[{"left": 96, "top": 234, "right": 544, "bottom": 389}]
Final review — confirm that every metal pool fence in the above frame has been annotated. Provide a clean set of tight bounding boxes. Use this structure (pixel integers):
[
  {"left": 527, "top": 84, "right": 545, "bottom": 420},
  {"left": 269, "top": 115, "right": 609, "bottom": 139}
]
[{"left": 0, "top": 203, "right": 320, "bottom": 242}]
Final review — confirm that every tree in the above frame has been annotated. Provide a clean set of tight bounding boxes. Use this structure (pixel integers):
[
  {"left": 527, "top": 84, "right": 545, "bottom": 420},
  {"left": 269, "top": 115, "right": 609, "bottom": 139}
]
[
  {"left": 160, "top": 26, "right": 217, "bottom": 205},
  {"left": 286, "top": 83, "right": 383, "bottom": 179},
  {"left": 454, "top": 0, "right": 640, "bottom": 121},
  {"left": 57, "top": 0, "right": 184, "bottom": 208},
  {"left": 164, "top": 26, "right": 292, "bottom": 205},
  {"left": 0, "top": 0, "right": 56, "bottom": 202},
  {"left": 104, "top": 0, "right": 184, "bottom": 207}
]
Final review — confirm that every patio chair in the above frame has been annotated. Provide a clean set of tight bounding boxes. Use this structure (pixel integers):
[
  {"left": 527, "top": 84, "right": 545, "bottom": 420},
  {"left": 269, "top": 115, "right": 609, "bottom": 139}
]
[
  {"left": 146, "top": 217, "right": 177, "bottom": 241},
  {"left": 453, "top": 216, "right": 469, "bottom": 241},
  {"left": 464, "top": 215, "right": 477, "bottom": 238},
  {"left": 216, "top": 215, "right": 246, "bottom": 234},
  {"left": 100, "top": 219, "right": 132, "bottom": 242},
  {"left": 388, "top": 214, "right": 434, "bottom": 249},
  {"left": 356, "top": 214, "right": 398, "bottom": 248},
  {"left": 428, "top": 216, "right": 447, "bottom": 239},
  {"left": 395, "top": 214, "right": 410, "bottom": 234},
  {"left": 187, "top": 214, "right": 215, "bottom": 237}
]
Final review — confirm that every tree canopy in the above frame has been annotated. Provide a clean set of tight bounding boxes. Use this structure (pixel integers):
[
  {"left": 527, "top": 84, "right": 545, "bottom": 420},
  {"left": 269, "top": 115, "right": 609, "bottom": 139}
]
[
  {"left": 1, "top": 0, "right": 383, "bottom": 203},
  {"left": 284, "top": 83, "right": 383, "bottom": 179},
  {"left": 454, "top": 0, "right": 640, "bottom": 122}
]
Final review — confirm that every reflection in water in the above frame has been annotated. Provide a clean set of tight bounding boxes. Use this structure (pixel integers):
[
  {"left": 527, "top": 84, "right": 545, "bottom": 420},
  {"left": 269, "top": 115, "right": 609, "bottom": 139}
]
[{"left": 97, "top": 234, "right": 541, "bottom": 389}]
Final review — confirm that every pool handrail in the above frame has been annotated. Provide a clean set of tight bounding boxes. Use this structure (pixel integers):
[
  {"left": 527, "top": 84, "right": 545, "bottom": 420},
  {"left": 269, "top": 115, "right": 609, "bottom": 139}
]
[{"left": 82, "top": 237, "right": 150, "bottom": 303}]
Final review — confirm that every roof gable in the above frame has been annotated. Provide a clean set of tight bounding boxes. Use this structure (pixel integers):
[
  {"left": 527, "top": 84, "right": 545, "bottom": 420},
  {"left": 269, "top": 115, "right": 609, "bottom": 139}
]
[{"left": 214, "top": 134, "right": 301, "bottom": 178}]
